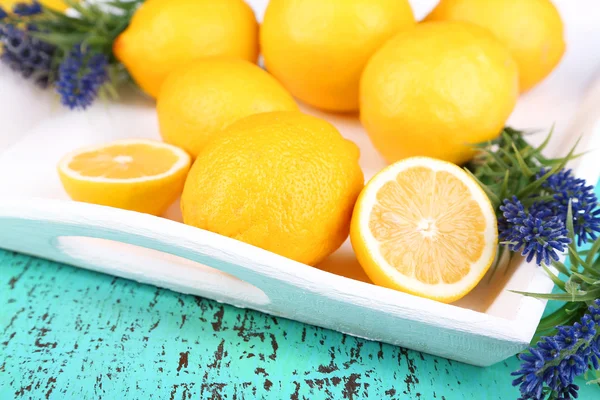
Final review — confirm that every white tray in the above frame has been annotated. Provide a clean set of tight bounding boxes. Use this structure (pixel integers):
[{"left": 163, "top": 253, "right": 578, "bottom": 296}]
[{"left": 0, "top": 0, "right": 599, "bottom": 367}]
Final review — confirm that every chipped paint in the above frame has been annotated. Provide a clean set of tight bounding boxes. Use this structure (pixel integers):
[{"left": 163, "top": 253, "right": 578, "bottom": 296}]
[{"left": 1, "top": 250, "right": 598, "bottom": 399}]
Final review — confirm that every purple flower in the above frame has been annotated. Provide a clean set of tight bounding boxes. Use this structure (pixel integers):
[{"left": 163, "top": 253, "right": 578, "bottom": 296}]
[
  {"left": 0, "top": 23, "right": 54, "bottom": 87},
  {"left": 512, "top": 299, "right": 600, "bottom": 400},
  {"left": 558, "top": 354, "right": 588, "bottom": 386},
  {"left": 55, "top": 45, "right": 108, "bottom": 110},
  {"left": 554, "top": 326, "right": 579, "bottom": 350},
  {"left": 12, "top": 1, "right": 42, "bottom": 16},
  {"left": 557, "top": 384, "right": 579, "bottom": 400},
  {"left": 499, "top": 197, "right": 571, "bottom": 266},
  {"left": 539, "top": 168, "right": 600, "bottom": 246}
]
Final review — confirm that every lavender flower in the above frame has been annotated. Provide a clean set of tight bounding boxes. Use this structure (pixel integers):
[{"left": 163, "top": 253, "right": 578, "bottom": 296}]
[
  {"left": 12, "top": 1, "right": 42, "bottom": 16},
  {"left": 500, "top": 197, "right": 571, "bottom": 266},
  {"left": 0, "top": 23, "right": 54, "bottom": 87},
  {"left": 539, "top": 168, "right": 600, "bottom": 246},
  {"left": 56, "top": 45, "right": 108, "bottom": 110},
  {"left": 512, "top": 299, "right": 600, "bottom": 400}
]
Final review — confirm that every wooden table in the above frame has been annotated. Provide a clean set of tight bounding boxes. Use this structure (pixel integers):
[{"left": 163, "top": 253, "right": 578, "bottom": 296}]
[{"left": 1, "top": 250, "right": 598, "bottom": 399}]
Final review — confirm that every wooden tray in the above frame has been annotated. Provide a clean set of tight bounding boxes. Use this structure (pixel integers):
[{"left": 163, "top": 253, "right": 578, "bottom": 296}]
[{"left": 1, "top": 0, "right": 599, "bottom": 367}]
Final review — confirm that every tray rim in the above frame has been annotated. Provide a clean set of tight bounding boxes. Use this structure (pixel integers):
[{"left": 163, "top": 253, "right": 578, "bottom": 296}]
[{"left": 0, "top": 194, "right": 554, "bottom": 366}]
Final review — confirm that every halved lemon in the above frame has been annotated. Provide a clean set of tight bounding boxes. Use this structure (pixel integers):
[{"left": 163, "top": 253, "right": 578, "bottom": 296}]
[
  {"left": 58, "top": 139, "right": 191, "bottom": 216},
  {"left": 350, "top": 157, "right": 497, "bottom": 303}
]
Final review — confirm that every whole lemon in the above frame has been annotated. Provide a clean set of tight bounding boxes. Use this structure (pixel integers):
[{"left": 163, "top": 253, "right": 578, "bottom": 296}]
[
  {"left": 157, "top": 58, "right": 298, "bottom": 158},
  {"left": 181, "top": 111, "right": 364, "bottom": 266},
  {"left": 0, "top": 0, "right": 70, "bottom": 11},
  {"left": 113, "top": 0, "right": 258, "bottom": 98},
  {"left": 260, "top": 0, "right": 415, "bottom": 112},
  {"left": 425, "top": 0, "right": 565, "bottom": 92},
  {"left": 360, "top": 22, "right": 519, "bottom": 165}
]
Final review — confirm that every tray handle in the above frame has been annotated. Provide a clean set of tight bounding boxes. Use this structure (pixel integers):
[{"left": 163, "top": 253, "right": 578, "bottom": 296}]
[{"left": 0, "top": 198, "right": 315, "bottom": 309}]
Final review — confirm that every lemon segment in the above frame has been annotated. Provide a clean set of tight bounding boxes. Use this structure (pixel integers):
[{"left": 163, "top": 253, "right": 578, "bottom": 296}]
[
  {"left": 350, "top": 157, "right": 497, "bottom": 303},
  {"left": 58, "top": 139, "right": 191, "bottom": 216}
]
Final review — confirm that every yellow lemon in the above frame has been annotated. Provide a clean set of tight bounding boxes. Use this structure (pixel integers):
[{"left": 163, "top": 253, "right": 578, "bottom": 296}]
[
  {"left": 0, "top": 0, "right": 70, "bottom": 12},
  {"left": 350, "top": 157, "right": 497, "bottom": 303},
  {"left": 58, "top": 139, "right": 191, "bottom": 216},
  {"left": 425, "top": 0, "right": 565, "bottom": 92},
  {"left": 360, "top": 22, "right": 519, "bottom": 165},
  {"left": 181, "top": 112, "right": 364, "bottom": 266},
  {"left": 157, "top": 58, "right": 298, "bottom": 158},
  {"left": 113, "top": 0, "right": 258, "bottom": 98},
  {"left": 260, "top": 0, "right": 415, "bottom": 112}
]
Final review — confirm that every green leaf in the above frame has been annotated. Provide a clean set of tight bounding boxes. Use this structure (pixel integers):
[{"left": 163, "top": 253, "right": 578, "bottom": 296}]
[
  {"left": 67, "top": 1, "right": 101, "bottom": 21},
  {"left": 586, "top": 369, "right": 600, "bottom": 386},
  {"left": 586, "top": 236, "right": 600, "bottom": 266},
  {"left": 564, "top": 279, "right": 585, "bottom": 301},
  {"left": 536, "top": 303, "right": 582, "bottom": 332},
  {"left": 481, "top": 148, "right": 510, "bottom": 169},
  {"left": 571, "top": 272, "right": 600, "bottom": 285},
  {"left": 512, "top": 287, "right": 600, "bottom": 301},
  {"left": 511, "top": 142, "right": 535, "bottom": 176},
  {"left": 499, "top": 170, "right": 510, "bottom": 199},
  {"left": 103, "top": 1, "right": 139, "bottom": 10},
  {"left": 541, "top": 264, "right": 566, "bottom": 291},
  {"left": 569, "top": 244, "right": 600, "bottom": 277},
  {"left": 551, "top": 260, "right": 571, "bottom": 276},
  {"left": 533, "top": 124, "right": 554, "bottom": 155},
  {"left": 29, "top": 31, "right": 90, "bottom": 47},
  {"left": 101, "top": 82, "right": 119, "bottom": 100},
  {"left": 464, "top": 168, "right": 501, "bottom": 206},
  {"left": 566, "top": 201, "right": 577, "bottom": 268}
]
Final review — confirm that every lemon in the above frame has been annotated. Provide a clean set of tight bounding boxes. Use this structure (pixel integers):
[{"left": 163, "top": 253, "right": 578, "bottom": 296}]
[
  {"left": 58, "top": 139, "right": 191, "bottom": 216},
  {"left": 360, "top": 21, "right": 519, "bottom": 165},
  {"left": 0, "top": 0, "right": 70, "bottom": 11},
  {"left": 113, "top": 0, "right": 258, "bottom": 98},
  {"left": 350, "top": 157, "right": 497, "bottom": 303},
  {"left": 260, "top": 0, "right": 415, "bottom": 112},
  {"left": 425, "top": 0, "right": 565, "bottom": 92},
  {"left": 157, "top": 58, "right": 298, "bottom": 158},
  {"left": 181, "top": 111, "right": 364, "bottom": 266}
]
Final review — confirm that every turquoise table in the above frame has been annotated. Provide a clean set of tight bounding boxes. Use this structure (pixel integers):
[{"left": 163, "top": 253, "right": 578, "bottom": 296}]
[
  {"left": 1, "top": 252, "right": 599, "bottom": 399},
  {"left": 2, "top": 179, "right": 600, "bottom": 399}
]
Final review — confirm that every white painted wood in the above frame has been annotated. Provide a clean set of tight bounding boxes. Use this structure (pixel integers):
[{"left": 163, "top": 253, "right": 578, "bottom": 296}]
[
  {"left": 0, "top": 197, "right": 541, "bottom": 366},
  {"left": 0, "top": 0, "right": 599, "bottom": 366}
]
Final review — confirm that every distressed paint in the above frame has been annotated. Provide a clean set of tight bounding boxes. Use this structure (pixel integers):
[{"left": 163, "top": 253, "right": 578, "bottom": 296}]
[{"left": 2, "top": 250, "right": 598, "bottom": 399}]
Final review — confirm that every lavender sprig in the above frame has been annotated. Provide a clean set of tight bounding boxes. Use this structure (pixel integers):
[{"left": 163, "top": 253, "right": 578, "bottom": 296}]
[
  {"left": 0, "top": 3, "right": 55, "bottom": 88},
  {"left": 12, "top": 1, "right": 42, "bottom": 16},
  {"left": 466, "top": 128, "right": 586, "bottom": 274},
  {"left": 512, "top": 300, "right": 600, "bottom": 400},
  {"left": 56, "top": 45, "right": 108, "bottom": 110},
  {"left": 500, "top": 197, "right": 571, "bottom": 266},
  {"left": 538, "top": 168, "right": 600, "bottom": 246},
  {"left": 0, "top": 0, "right": 142, "bottom": 109},
  {"left": 511, "top": 217, "right": 600, "bottom": 399}
]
